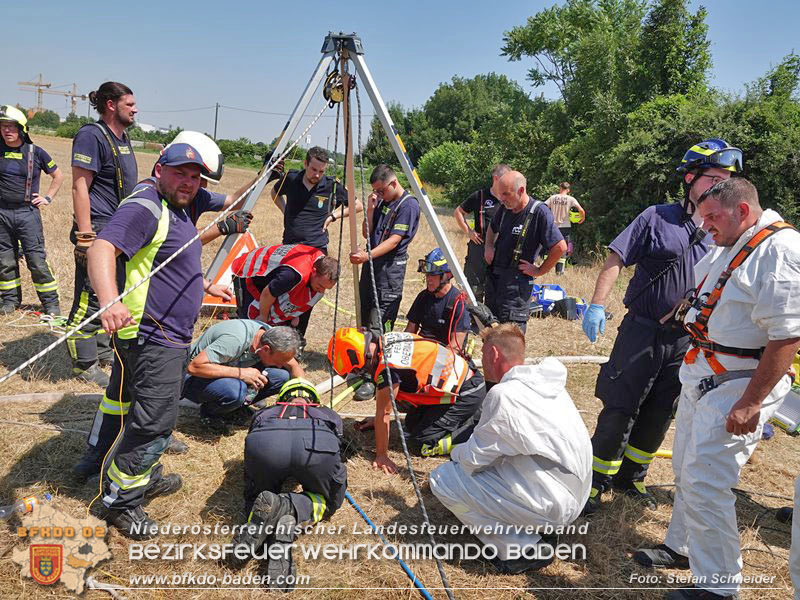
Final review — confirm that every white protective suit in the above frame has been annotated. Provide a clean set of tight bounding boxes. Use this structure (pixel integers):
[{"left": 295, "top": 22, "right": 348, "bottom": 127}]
[
  {"left": 664, "top": 209, "right": 800, "bottom": 596},
  {"left": 429, "top": 359, "right": 592, "bottom": 560}
]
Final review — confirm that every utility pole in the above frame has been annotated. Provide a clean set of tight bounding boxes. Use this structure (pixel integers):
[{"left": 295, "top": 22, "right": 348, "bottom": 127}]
[
  {"left": 213, "top": 103, "right": 220, "bottom": 140},
  {"left": 17, "top": 74, "right": 51, "bottom": 112}
]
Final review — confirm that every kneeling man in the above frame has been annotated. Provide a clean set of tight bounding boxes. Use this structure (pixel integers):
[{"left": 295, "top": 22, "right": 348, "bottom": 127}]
[
  {"left": 429, "top": 324, "right": 592, "bottom": 574},
  {"left": 183, "top": 320, "right": 303, "bottom": 427}
]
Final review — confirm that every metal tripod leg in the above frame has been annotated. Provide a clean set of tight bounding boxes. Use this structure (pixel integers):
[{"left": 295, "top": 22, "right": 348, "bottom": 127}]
[
  {"left": 205, "top": 51, "right": 337, "bottom": 282},
  {"left": 350, "top": 53, "right": 477, "bottom": 306}
]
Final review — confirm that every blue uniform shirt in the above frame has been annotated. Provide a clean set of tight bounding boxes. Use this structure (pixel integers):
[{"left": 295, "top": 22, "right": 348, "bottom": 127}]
[
  {"left": 280, "top": 169, "right": 348, "bottom": 250},
  {"left": 369, "top": 191, "right": 420, "bottom": 257},
  {"left": 489, "top": 198, "right": 563, "bottom": 269},
  {"left": 609, "top": 203, "right": 709, "bottom": 321},
  {"left": 71, "top": 122, "right": 138, "bottom": 225},
  {"left": 407, "top": 286, "right": 470, "bottom": 345},
  {"left": 0, "top": 141, "right": 56, "bottom": 205}
]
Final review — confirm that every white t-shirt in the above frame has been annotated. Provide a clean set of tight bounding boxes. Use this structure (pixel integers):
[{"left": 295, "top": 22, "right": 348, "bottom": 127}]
[{"left": 546, "top": 193, "right": 579, "bottom": 228}]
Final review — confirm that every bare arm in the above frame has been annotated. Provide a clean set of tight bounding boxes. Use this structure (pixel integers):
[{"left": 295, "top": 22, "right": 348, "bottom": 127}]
[
  {"left": 284, "top": 357, "right": 304, "bottom": 378},
  {"left": 271, "top": 185, "right": 286, "bottom": 213},
  {"left": 590, "top": 251, "right": 624, "bottom": 305},
  {"left": 454, "top": 206, "right": 470, "bottom": 235},
  {"left": 258, "top": 285, "right": 277, "bottom": 323},
  {"left": 224, "top": 176, "right": 259, "bottom": 210},
  {"left": 87, "top": 238, "right": 134, "bottom": 335},
  {"left": 535, "top": 239, "right": 567, "bottom": 276},
  {"left": 187, "top": 350, "right": 265, "bottom": 382},
  {"left": 72, "top": 166, "right": 95, "bottom": 232},
  {"left": 727, "top": 337, "right": 800, "bottom": 435},
  {"left": 574, "top": 200, "right": 586, "bottom": 224},
  {"left": 43, "top": 167, "right": 64, "bottom": 200},
  {"left": 404, "top": 321, "right": 420, "bottom": 334},
  {"left": 368, "top": 234, "right": 403, "bottom": 260}
]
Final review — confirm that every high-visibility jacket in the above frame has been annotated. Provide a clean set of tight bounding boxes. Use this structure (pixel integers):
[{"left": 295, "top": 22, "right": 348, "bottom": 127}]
[
  {"left": 232, "top": 243, "right": 324, "bottom": 324},
  {"left": 376, "top": 332, "right": 472, "bottom": 406}
]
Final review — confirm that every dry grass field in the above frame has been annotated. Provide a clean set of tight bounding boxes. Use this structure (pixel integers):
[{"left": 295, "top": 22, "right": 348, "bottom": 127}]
[{"left": 0, "top": 135, "right": 796, "bottom": 598}]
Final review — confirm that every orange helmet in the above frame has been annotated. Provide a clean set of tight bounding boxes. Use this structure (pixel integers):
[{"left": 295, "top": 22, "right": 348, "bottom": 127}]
[{"left": 328, "top": 327, "right": 368, "bottom": 376}]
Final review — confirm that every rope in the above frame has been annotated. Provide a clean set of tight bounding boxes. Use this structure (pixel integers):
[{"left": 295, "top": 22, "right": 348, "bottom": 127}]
[
  {"left": 355, "top": 82, "right": 457, "bottom": 600},
  {"left": 345, "top": 492, "right": 434, "bottom": 600},
  {"left": 328, "top": 61, "right": 345, "bottom": 407},
  {"left": 0, "top": 103, "right": 330, "bottom": 386}
]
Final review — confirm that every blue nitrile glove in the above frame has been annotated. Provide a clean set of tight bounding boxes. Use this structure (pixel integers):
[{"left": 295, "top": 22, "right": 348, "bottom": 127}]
[{"left": 583, "top": 304, "right": 606, "bottom": 342}]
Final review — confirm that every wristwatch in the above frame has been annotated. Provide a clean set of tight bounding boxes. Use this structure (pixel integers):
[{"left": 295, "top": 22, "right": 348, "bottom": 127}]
[{"left": 44, "top": 195, "right": 52, "bottom": 204}]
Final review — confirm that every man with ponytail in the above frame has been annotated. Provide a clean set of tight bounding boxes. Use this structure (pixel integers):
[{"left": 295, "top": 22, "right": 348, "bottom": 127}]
[{"left": 68, "top": 82, "right": 138, "bottom": 387}]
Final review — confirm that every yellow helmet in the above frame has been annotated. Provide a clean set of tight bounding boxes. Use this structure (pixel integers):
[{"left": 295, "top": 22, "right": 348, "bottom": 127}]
[
  {"left": 0, "top": 105, "right": 32, "bottom": 143},
  {"left": 278, "top": 377, "right": 320, "bottom": 404},
  {"left": 328, "top": 327, "right": 367, "bottom": 376}
]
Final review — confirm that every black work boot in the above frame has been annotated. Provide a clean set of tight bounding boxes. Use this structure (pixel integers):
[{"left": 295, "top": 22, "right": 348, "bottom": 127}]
[
  {"left": 665, "top": 586, "right": 737, "bottom": 599},
  {"left": 581, "top": 486, "right": 604, "bottom": 516},
  {"left": 73, "top": 445, "right": 105, "bottom": 483},
  {"left": 228, "top": 491, "right": 297, "bottom": 569},
  {"left": 633, "top": 544, "right": 690, "bottom": 569},
  {"left": 490, "top": 536, "right": 557, "bottom": 574},
  {"left": 268, "top": 513, "right": 298, "bottom": 592},
  {"left": 613, "top": 479, "right": 657, "bottom": 510},
  {"left": 144, "top": 474, "right": 182, "bottom": 500},
  {"left": 74, "top": 363, "right": 110, "bottom": 387},
  {"left": 107, "top": 505, "right": 158, "bottom": 540},
  {"left": 353, "top": 379, "right": 376, "bottom": 401}
]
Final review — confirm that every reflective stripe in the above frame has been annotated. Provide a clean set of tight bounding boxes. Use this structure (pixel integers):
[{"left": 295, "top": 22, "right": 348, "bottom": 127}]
[
  {"left": 305, "top": 492, "right": 327, "bottom": 523},
  {"left": 0, "top": 277, "right": 21, "bottom": 290},
  {"left": 33, "top": 280, "right": 58, "bottom": 293},
  {"left": 118, "top": 199, "right": 170, "bottom": 340},
  {"left": 118, "top": 196, "right": 164, "bottom": 221},
  {"left": 106, "top": 460, "right": 154, "bottom": 490},
  {"left": 98, "top": 394, "right": 131, "bottom": 416},
  {"left": 623, "top": 444, "right": 656, "bottom": 465},
  {"left": 592, "top": 456, "right": 622, "bottom": 475}
]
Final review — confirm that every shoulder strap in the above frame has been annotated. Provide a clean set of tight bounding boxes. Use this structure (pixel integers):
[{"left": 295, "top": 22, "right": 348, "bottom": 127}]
[
  {"left": 511, "top": 199, "right": 542, "bottom": 266},
  {"left": 24, "top": 144, "right": 35, "bottom": 202},
  {"left": 90, "top": 122, "right": 124, "bottom": 201},
  {"left": 687, "top": 221, "right": 796, "bottom": 341},
  {"left": 478, "top": 189, "right": 484, "bottom": 235},
  {"left": 379, "top": 192, "right": 412, "bottom": 244}
]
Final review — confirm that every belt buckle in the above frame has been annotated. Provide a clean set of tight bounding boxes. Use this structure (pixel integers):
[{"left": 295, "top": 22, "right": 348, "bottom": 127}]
[{"left": 698, "top": 376, "right": 716, "bottom": 394}]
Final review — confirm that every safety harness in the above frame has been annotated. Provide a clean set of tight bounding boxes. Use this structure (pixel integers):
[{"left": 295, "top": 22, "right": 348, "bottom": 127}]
[
  {"left": 90, "top": 122, "right": 130, "bottom": 202},
  {"left": 684, "top": 221, "right": 796, "bottom": 375},
  {"left": 376, "top": 192, "right": 412, "bottom": 244},
  {"left": 23, "top": 144, "right": 34, "bottom": 203},
  {"left": 496, "top": 198, "right": 541, "bottom": 267}
]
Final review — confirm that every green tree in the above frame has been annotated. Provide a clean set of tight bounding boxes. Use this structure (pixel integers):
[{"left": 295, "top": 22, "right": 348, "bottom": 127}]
[{"left": 28, "top": 109, "right": 60, "bottom": 129}]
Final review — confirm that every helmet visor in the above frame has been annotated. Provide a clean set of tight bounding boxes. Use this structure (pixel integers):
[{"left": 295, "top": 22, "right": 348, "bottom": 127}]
[{"left": 710, "top": 147, "right": 743, "bottom": 172}]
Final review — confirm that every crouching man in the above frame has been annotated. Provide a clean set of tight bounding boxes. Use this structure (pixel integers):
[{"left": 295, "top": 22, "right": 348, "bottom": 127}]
[
  {"left": 183, "top": 321, "right": 304, "bottom": 431},
  {"left": 429, "top": 324, "right": 592, "bottom": 574},
  {"left": 228, "top": 379, "right": 347, "bottom": 591},
  {"left": 328, "top": 327, "right": 486, "bottom": 473}
]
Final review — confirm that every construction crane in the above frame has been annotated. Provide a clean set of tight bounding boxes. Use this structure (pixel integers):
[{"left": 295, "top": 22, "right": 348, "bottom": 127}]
[
  {"left": 18, "top": 76, "right": 87, "bottom": 115},
  {"left": 17, "top": 74, "right": 50, "bottom": 112}
]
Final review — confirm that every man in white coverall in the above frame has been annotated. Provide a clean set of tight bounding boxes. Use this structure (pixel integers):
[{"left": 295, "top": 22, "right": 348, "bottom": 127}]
[
  {"left": 429, "top": 324, "right": 592, "bottom": 574},
  {"left": 634, "top": 177, "right": 800, "bottom": 600},
  {"left": 792, "top": 477, "right": 800, "bottom": 599}
]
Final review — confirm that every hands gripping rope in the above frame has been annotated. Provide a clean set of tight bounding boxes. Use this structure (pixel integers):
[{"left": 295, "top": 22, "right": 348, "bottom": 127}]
[{"left": 0, "top": 104, "right": 330, "bottom": 387}]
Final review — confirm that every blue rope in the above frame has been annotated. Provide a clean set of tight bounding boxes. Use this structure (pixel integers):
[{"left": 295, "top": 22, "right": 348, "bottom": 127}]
[{"left": 345, "top": 491, "right": 434, "bottom": 600}]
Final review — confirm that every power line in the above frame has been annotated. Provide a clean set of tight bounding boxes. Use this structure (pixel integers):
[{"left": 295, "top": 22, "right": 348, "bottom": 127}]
[{"left": 136, "top": 106, "right": 215, "bottom": 114}]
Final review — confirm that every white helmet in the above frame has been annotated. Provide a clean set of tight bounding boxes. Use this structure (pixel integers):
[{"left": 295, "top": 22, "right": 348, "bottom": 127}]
[{"left": 166, "top": 131, "right": 224, "bottom": 183}]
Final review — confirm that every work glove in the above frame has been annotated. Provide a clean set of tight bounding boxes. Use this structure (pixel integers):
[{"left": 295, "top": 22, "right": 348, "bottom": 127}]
[
  {"left": 467, "top": 302, "right": 498, "bottom": 329},
  {"left": 263, "top": 150, "right": 285, "bottom": 182},
  {"left": 582, "top": 303, "right": 606, "bottom": 343},
  {"left": 217, "top": 211, "right": 253, "bottom": 235},
  {"left": 74, "top": 231, "right": 96, "bottom": 269}
]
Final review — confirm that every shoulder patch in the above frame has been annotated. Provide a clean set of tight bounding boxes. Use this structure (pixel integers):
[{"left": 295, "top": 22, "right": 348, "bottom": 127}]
[
  {"left": 73, "top": 153, "right": 92, "bottom": 164},
  {"left": 47, "top": 160, "right": 55, "bottom": 169},
  {"left": 118, "top": 146, "right": 131, "bottom": 155}
]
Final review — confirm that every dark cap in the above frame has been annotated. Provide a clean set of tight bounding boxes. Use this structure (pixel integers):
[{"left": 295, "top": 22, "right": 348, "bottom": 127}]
[{"left": 157, "top": 143, "right": 210, "bottom": 174}]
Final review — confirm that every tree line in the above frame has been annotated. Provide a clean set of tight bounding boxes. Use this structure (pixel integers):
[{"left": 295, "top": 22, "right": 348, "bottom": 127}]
[{"left": 362, "top": 0, "right": 800, "bottom": 251}]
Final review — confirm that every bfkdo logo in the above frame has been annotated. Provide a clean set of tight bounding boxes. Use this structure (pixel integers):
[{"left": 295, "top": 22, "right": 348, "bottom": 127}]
[{"left": 30, "top": 544, "right": 62, "bottom": 585}]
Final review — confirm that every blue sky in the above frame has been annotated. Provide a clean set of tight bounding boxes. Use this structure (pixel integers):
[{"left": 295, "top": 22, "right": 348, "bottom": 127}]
[{"left": 4, "top": 1, "right": 797, "bottom": 147}]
